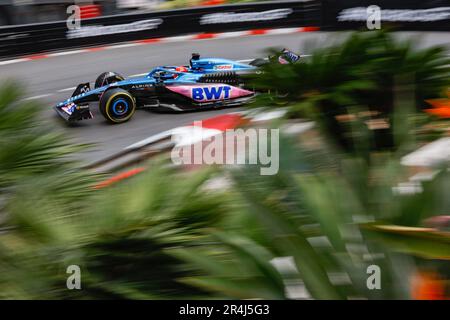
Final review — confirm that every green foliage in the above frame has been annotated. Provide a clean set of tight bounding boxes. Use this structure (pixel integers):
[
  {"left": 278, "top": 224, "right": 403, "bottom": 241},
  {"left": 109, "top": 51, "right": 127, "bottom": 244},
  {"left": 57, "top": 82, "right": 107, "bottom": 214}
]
[
  {"left": 176, "top": 138, "right": 449, "bottom": 299},
  {"left": 0, "top": 163, "right": 229, "bottom": 299},
  {"left": 172, "top": 32, "right": 450, "bottom": 299},
  {"left": 0, "top": 81, "right": 96, "bottom": 204},
  {"left": 362, "top": 224, "right": 450, "bottom": 261},
  {"left": 175, "top": 232, "right": 287, "bottom": 299},
  {"left": 0, "top": 31, "right": 449, "bottom": 300},
  {"left": 248, "top": 31, "right": 450, "bottom": 152}
]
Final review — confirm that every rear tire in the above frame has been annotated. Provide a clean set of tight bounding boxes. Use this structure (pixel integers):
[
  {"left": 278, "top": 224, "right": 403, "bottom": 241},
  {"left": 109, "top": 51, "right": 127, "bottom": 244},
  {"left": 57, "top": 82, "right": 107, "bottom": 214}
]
[
  {"left": 95, "top": 71, "right": 125, "bottom": 89},
  {"left": 99, "top": 88, "right": 136, "bottom": 124}
]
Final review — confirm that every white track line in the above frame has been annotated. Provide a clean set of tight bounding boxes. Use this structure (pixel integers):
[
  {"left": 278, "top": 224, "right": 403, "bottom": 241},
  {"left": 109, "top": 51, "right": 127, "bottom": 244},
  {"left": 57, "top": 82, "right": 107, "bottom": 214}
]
[
  {"left": 214, "top": 31, "right": 249, "bottom": 39},
  {"left": 48, "top": 50, "right": 85, "bottom": 57},
  {"left": 22, "top": 93, "right": 52, "bottom": 101},
  {"left": 266, "top": 28, "right": 301, "bottom": 35},
  {"left": 0, "top": 58, "right": 28, "bottom": 65},
  {"left": 57, "top": 87, "right": 76, "bottom": 92},
  {"left": 106, "top": 43, "right": 142, "bottom": 50},
  {"left": 162, "top": 35, "right": 196, "bottom": 42}
]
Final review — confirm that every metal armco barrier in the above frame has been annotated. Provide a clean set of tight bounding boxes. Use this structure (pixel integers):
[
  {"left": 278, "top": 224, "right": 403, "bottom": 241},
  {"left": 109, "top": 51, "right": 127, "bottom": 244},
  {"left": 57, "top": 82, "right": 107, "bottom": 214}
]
[
  {"left": 321, "top": 0, "right": 450, "bottom": 31},
  {"left": 1, "top": 0, "right": 450, "bottom": 59},
  {"left": 0, "top": 1, "right": 321, "bottom": 58}
]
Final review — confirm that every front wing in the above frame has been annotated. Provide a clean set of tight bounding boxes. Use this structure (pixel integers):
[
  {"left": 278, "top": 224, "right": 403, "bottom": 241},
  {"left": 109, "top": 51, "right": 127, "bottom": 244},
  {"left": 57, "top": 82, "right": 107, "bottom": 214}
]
[{"left": 54, "top": 103, "right": 93, "bottom": 122}]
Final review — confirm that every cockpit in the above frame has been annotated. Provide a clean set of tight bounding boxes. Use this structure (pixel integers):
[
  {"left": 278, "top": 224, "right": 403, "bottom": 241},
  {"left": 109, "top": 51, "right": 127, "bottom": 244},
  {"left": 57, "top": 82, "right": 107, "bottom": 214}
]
[{"left": 147, "top": 53, "right": 202, "bottom": 81}]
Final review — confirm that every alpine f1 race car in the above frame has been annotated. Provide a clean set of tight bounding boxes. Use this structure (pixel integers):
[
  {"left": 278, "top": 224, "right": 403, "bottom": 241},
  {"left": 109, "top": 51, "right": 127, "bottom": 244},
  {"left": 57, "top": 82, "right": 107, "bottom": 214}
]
[{"left": 54, "top": 50, "right": 300, "bottom": 124}]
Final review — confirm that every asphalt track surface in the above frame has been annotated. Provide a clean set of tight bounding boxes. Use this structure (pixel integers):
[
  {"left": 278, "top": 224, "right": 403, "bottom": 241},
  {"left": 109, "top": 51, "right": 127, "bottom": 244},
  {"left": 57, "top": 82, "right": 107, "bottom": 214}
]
[{"left": 1, "top": 32, "right": 449, "bottom": 163}]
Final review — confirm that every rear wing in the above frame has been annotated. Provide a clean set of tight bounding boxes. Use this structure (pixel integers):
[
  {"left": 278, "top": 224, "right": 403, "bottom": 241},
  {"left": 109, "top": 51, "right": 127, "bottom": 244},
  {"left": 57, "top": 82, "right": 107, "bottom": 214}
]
[{"left": 277, "top": 49, "right": 301, "bottom": 64}]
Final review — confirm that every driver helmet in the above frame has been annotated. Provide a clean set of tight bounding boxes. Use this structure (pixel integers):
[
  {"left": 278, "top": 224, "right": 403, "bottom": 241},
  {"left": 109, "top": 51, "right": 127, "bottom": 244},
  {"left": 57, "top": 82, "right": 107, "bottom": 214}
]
[{"left": 190, "top": 53, "right": 201, "bottom": 68}]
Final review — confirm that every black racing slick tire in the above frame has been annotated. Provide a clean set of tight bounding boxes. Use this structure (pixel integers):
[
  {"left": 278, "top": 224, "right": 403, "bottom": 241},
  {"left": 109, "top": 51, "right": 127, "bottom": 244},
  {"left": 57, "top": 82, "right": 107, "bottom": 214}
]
[
  {"left": 99, "top": 88, "right": 136, "bottom": 124},
  {"left": 94, "top": 71, "right": 125, "bottom": 89}
]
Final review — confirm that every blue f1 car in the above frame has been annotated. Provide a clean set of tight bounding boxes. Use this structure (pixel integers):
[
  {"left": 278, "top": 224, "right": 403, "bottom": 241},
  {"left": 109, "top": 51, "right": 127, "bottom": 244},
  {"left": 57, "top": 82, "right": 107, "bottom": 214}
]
[{"left": 54, "top": 51, "right": 300, "bottom": 124}]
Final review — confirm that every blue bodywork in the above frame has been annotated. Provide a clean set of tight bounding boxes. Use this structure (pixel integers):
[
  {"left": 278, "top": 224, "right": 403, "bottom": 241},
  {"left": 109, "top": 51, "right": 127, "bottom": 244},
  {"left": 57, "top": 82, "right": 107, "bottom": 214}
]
[
  {"left": 189, "top": 57, "right": 256, "bottom": 73},
  {"left": 54, "top": 56, "right": 257, "bottom": 122},
  {"left": 56, "top": 57, "right": 256, "bottom": 108}
]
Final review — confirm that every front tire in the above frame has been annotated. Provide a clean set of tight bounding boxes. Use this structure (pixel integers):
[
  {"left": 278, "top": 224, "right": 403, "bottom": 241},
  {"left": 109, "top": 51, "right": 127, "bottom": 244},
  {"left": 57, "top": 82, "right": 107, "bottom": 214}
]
[
  {"left": 95, "top": 71, "right": 125, "bottom": 89},
  {"left": 99, "top": 88, "right": 136, "bottom": 124}
]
